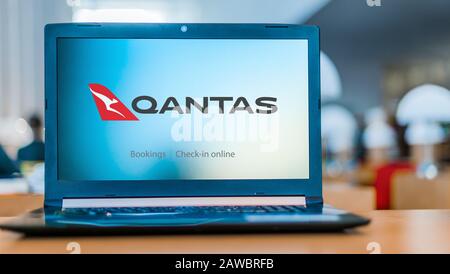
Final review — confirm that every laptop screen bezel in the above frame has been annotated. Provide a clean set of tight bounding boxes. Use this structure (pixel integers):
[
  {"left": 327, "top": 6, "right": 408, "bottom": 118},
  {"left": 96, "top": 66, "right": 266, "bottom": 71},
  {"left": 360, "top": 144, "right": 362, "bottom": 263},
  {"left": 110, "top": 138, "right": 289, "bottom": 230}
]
[{"left": 45, "top": 23, "right": 322, "bottom": 207}]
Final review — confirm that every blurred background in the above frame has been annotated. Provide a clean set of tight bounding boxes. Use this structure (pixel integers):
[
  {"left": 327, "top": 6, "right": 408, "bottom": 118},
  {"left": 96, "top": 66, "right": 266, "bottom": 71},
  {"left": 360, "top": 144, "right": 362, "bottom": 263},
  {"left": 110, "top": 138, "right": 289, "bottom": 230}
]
[{"left": 0, "top": 0, "right": 449, "bottom": 213}]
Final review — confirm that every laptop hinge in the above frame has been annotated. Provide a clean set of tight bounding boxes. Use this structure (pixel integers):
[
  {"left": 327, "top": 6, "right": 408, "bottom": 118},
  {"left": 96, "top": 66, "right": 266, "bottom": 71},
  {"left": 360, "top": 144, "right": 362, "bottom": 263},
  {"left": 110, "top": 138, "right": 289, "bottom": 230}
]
[{"left": 62, "top": 196, "right": 306, "bottom": 209}]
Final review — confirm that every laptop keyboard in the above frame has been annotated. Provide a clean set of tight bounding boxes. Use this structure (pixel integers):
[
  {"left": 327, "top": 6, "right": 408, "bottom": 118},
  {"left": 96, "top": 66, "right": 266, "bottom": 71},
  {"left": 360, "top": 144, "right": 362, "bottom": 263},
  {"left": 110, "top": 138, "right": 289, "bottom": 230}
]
[{"left": 61, "top": 205, "right": 307, "bottom": 216}]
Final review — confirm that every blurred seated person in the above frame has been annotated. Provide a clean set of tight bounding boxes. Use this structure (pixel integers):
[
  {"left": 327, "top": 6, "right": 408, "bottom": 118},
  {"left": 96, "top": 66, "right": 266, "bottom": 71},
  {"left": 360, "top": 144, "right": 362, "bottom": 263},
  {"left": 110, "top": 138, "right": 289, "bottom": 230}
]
[
  {"left": 17, "top": 114, "right": 45, "bottom": 163},
  {"left": 0, "top": 145, "right": 20, "bottom": 178}
]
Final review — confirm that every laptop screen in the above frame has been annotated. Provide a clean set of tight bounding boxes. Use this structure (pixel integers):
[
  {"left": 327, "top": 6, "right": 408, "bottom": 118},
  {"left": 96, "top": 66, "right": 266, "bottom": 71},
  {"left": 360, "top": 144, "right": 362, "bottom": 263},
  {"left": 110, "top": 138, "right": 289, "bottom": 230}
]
[{"left": 57, "top": 38, "right": 309, "bottom": 181}]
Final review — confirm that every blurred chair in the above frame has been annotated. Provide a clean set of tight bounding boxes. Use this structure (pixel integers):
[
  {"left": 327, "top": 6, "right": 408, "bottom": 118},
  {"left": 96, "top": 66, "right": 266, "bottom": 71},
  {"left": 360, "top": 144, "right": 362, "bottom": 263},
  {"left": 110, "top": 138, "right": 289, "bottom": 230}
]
[
  {"left": 391, "top": 169, "right": 450, "bottom": 209},
  {"left": 374, "top": 162, "right": 414, "bottom": 210}
]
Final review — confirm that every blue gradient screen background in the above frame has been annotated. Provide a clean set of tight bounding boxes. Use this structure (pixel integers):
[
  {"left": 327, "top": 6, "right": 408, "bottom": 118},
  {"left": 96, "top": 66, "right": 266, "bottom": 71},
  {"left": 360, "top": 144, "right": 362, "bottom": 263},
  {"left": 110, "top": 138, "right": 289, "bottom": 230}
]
[{"left": 57, "top": 38, "right": 309, "bottom": 181}]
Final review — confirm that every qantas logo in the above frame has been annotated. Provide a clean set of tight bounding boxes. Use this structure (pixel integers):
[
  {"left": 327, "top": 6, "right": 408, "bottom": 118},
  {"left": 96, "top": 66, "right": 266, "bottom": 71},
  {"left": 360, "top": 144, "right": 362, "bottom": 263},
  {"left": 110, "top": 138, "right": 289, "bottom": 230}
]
[
  {"left": 89, "top": 84, "right": 139, "bottom": 121},
  {"left": 89, "top": 83, "right": 278, "bottom": 121}
]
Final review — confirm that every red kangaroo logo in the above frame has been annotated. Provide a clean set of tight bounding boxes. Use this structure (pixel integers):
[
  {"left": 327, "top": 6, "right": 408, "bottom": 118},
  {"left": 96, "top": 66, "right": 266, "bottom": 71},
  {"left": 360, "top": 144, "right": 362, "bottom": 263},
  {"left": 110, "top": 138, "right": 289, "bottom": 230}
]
[{"left": 89, "top": 84, "right": 139, "bottom": 121}]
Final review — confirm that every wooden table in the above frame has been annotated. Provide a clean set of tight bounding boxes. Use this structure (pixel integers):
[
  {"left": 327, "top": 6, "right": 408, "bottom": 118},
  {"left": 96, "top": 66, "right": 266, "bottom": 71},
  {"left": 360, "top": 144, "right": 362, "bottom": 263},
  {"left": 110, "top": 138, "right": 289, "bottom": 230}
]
[
  {"left": 0, "top": 210, "right": 448, "bottom": 254},
  {"left": 0, "top": 194, "right": 448, "bottom": 254},
  {"left": 0, "top": 194, "right": 43, "bottom": 217}
]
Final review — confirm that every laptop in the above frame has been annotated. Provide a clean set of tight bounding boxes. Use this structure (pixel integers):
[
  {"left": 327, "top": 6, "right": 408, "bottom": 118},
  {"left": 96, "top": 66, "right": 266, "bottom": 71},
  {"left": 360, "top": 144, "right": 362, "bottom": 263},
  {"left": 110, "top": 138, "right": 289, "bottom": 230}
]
[{"left": 0, "top": 23, "right": 369, "bottom": 235}]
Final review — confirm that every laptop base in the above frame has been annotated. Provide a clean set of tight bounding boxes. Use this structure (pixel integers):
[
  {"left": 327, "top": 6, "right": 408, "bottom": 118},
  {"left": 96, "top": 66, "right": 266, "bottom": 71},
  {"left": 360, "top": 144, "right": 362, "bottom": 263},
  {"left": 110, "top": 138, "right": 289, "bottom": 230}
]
[{"left": 0, "top": 205, "right": 369, "bottom": 236}]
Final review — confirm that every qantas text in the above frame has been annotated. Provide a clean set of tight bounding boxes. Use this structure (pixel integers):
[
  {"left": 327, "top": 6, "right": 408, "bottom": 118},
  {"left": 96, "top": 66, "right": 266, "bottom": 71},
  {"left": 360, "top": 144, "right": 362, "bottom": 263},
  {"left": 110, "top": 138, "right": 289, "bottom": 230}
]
[{"left": 131, "top": 96, "right": 278, "bottom": 115}]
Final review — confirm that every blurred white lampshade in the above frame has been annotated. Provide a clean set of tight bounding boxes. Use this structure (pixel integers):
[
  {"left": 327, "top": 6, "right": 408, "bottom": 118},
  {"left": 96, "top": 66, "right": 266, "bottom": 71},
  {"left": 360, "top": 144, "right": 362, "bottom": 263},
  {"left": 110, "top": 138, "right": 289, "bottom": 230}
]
[
  {"left": 363, "top": 107, "right": 396, "bottom": 149},
  {"left": 321, "top": 105, "right": 357, "bottom": 153},
  {"left": 405, "top": 121, "right": 445, "bottom": 146},
  {"left": 396, "top": 84, "right": 450, "bottom": 126},
  {"left": 0, "top": 117, "right": 33, "bottom": 148},
  {"left": 320, "top": 52, "right": 342, "bottom": 102}
]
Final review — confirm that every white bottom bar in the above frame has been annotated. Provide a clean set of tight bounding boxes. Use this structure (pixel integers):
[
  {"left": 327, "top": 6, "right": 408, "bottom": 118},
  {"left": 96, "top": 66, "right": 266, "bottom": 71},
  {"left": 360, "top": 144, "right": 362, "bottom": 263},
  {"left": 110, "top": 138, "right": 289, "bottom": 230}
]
[{"left": 62, "top": 196, "right": 306, "bottom": 208}]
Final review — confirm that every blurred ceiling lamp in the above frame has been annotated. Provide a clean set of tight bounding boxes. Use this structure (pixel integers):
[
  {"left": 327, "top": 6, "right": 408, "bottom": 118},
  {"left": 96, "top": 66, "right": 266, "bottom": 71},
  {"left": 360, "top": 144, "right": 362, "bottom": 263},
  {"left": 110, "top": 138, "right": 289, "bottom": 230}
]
[
  {"left": 0, "top": 117, "right": 33, "bottom": 149},
  {"left": 397, "top": 84, "right": 450, "bottom": 147},
  {"left": 396, "top": 84, "right": 450, "bottom": 180},
  {"left": 405, "top": 121, "right": 445, "bottom": 146},
  {"left": 73, "top": 8, "right": 166, "bottom": 23},
  {"left": 320, "top": 52, "right": 342, "bottom": 102},
  {"left": 363, "top": 107, "right": 396, "bottom": 149},
  {"left": 321, "top": 105, "right": 357, "bottom": 154},
  {"left": 396, "top": 84, "right": 450, "bottom": 126}
]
